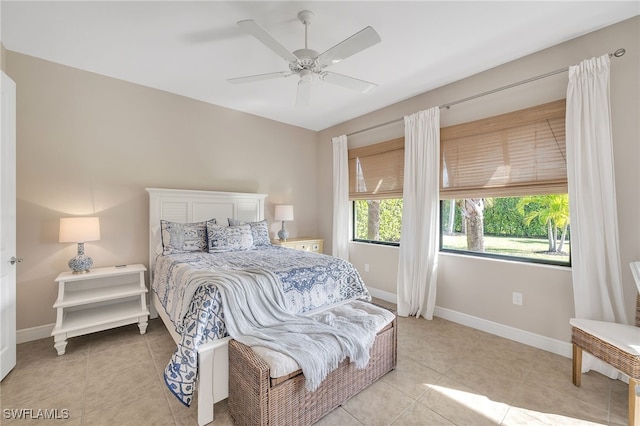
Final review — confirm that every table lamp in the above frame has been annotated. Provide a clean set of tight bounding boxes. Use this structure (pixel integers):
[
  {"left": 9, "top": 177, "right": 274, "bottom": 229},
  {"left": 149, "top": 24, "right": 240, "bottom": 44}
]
[
  {"left": 274, "top": 205, "right": 294, "bottom": 241},
  {"left": 59, "top": 217, "right": 101, "bottom": 273}
]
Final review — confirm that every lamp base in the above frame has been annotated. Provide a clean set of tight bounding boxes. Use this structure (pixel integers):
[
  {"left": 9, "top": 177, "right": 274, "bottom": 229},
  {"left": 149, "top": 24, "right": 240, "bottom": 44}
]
[
  {"left": 278, "top": 221, "right": 289, "bottom": 242},
  {"left": 69, "top": 242, "right": 93, "bottom": 273},
  {"left": 69, "top": 255, "right": 93, "bottom": 273}
]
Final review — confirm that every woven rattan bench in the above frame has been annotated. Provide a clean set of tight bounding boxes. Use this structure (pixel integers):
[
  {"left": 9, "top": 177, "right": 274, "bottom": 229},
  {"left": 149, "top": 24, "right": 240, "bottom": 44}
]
[{"left": 228, "top": 314, "right": 397, "bottom": 426}]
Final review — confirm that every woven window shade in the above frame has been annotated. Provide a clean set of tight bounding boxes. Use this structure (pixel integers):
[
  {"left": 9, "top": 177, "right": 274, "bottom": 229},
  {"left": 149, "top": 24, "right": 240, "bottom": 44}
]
[
  {"left": 440, "top": 99, "right": 567, "bottom": 199},
  {"left": 348, "top": 137, "right": 404, "bottom": 200}
]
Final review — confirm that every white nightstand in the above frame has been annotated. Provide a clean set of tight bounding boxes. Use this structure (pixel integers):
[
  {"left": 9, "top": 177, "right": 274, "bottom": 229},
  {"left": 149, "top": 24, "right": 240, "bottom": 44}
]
[
  {"left": 51, "top": 264, "right": 149, "bottom": 355},
  {"left": 271, "top": 237, "right": 323, "bottom": 253}
]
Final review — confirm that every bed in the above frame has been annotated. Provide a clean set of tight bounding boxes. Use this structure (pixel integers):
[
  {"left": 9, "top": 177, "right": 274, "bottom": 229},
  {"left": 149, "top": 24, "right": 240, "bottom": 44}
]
[{"left": 146, "top": 188, "right": 395, "bottom": 425}]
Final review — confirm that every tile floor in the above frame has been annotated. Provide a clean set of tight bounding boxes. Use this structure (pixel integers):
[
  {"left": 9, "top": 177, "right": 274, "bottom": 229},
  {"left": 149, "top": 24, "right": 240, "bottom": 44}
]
[{"left": 0, "top": 301, "right": 628, "bottom": 425}]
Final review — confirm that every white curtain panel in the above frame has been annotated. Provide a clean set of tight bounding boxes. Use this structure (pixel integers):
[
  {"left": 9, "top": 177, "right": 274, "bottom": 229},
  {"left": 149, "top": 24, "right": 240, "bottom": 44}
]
[
  {"left": 566, "top": 54, "right": 629, "bottom": 378},
  {"left": 331, "top": 135, "right": 350, "bottom": 260},
  {"left": 397, "top": 107, "right": 440, "bottom": 319}
]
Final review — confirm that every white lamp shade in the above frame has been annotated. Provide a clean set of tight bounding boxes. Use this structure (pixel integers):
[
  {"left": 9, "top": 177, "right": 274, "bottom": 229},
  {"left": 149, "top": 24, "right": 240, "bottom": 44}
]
[
  {"left": 274, "top": 205, "right": 294, "bottom": 221},
  {"left": 59, "top": 217, "right": 101, "bottom": 243}
]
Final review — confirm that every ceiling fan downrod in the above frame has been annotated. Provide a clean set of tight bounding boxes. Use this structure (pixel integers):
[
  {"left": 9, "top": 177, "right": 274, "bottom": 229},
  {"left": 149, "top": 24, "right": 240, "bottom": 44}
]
[{"left": 298, "top": 10, "right": 314, "bottom": 50}]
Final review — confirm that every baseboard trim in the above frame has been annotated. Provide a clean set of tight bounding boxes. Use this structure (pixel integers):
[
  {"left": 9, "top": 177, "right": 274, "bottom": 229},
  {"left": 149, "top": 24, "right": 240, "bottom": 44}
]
[
  {"left": 18, "top": 302, "right": 571, "bottom": 359},
  {"left": 434, "top": 306, "right": 572, "bottom": 359},
  {"left": 368, "top": 287, "right": 397, "bottom": 304},
  {"left": 368, "top": 286, "right": 571, "bottom": 359},
  {"left": 17, "top": 323, "right": 54, "bottom": 344}
]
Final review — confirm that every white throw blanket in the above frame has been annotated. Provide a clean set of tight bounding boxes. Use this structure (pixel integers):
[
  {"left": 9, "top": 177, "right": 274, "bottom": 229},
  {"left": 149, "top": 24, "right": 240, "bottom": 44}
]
[{"left": 185, "top": 268, "right": 381, "bottom": 391}]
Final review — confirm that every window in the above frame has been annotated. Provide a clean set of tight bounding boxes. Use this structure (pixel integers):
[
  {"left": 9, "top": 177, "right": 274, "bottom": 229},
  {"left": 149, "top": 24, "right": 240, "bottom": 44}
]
[
  {"left": 353, "top": 199, "right": 403, "bottom": 244},
  {"left": 349, "top": 138, "right": 404, "bottom": 245},
  {"left": 348, "top": 100, "right": 571, "bottom": 266},
  {"left": 439, "top": 100, "right": 570, "bottom": 265},
  {"left": 441, "top": 196, "right": 570, "bottom": 265}
]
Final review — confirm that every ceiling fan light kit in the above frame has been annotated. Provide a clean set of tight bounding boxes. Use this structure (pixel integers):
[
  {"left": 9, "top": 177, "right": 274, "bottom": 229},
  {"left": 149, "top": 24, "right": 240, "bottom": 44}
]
[{"left": 229, "top": 10, "right": 381, "bottom": 107}]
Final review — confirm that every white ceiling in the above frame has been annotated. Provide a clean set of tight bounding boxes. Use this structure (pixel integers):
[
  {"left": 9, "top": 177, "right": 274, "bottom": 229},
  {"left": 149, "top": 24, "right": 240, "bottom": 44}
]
[{"left": 2, "top": 1, "right": 639, "bottom": 131}]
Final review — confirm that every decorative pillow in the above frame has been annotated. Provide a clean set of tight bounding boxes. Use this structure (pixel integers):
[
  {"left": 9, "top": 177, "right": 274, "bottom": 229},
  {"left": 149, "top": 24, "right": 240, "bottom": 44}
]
[
  {"left": 227, "top": 218, "right": 242, "bottom": 226},
  {"left": 227, "top": 218, "right": 271, "bottom": 247},
  {"left": 207, "top": 222, "right": 254, "bottom": 252},
  {"left": 161, "top": 219, "right": 212, "bottom": 255}
]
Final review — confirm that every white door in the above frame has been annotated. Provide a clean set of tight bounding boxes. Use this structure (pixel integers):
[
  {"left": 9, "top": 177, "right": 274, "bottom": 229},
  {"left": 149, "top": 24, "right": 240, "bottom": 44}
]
[{"left": 0, "top": 71, "right": 17, "bottom": 380}]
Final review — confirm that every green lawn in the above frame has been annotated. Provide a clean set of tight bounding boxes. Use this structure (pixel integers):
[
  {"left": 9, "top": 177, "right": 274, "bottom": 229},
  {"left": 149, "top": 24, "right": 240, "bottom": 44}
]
[{"left": 442, "top": 233, "right": 570, "bottom": 264}]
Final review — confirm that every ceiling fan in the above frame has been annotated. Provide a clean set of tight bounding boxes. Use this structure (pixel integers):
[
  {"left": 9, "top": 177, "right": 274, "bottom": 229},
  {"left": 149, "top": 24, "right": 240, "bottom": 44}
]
[{"left": 228, "top": 10, "right": 381, "bottom": 107}]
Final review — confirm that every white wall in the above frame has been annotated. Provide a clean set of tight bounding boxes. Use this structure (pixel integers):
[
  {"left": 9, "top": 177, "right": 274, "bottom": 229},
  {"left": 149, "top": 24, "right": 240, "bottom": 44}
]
[{"left": 317, "top": 17, "right": 640, "bottom": 344}]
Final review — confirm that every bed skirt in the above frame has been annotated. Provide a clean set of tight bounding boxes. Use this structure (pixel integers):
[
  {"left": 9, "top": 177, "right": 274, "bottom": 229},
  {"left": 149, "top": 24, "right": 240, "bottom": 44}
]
[{"left": 228, "top": 314, "right": 397, "bottom": 426}]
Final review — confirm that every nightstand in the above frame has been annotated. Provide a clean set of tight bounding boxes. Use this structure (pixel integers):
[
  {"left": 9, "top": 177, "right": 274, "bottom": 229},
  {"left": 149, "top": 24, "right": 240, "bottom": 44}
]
[
  {"left": 271, "top": 237, "right": 323, "bottom": 253},
  {"left": 51, "top": 264, "right": 149, "bottom": 355}
]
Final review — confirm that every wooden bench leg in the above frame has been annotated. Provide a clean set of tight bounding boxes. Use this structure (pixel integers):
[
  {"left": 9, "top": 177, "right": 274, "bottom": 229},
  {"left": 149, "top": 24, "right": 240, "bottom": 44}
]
[
  {"left": 630, "top": 378, "right": 639, "bottom": 426},
  {"left": 572, "top": 344, "right": 582, "bottom": 386}
]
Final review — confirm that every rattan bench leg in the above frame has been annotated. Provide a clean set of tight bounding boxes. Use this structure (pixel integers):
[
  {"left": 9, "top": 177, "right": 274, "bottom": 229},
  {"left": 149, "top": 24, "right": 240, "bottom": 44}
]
[
  {"left": 630, "top": 378, "right": 639, "bottom": 426},
  {"left": 572, "top": 344, "right": 582, "bottom": 386}
]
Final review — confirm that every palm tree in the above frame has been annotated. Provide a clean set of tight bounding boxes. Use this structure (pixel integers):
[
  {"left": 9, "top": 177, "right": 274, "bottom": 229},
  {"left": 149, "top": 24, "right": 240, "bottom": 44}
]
[
  {"left": 462, "top": 198, "right": 485, "bottom": 252},
  {"left": 516, "top": 194, "right": 570, "bottom": 254}
]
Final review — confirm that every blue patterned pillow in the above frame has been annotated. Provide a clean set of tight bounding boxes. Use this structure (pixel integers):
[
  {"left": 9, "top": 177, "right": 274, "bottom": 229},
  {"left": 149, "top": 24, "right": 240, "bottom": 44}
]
[
  {"left": 227, "top": 218, "right": 271, "bottom": 247},
  {"left": 161, "top": 219, "right": 212, "bottom": 255},
  {"left": 207, "top": 222, "right": 254, "bottom": 252}
]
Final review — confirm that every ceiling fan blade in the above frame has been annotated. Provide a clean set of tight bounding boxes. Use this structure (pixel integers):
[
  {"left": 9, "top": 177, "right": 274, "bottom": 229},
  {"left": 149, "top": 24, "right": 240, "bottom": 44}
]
[
  {"left": 321, "top": 72, "right": 377, "bottom": 94},
  {"left": 316, "top": 26, "right": 381, "bottom": 67},
  {"left": 237, "top": 19, "right": 299, "bottom": 63},
  {"left": 296, "top": 79, "right": 311, "bottom": 107},
  {"left": 227, "top": 71, "right": 291, "bottom": 84}
]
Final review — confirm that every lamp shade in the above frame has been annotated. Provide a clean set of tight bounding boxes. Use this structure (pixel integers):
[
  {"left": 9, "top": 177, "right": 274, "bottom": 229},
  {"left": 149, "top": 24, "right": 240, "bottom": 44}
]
[
  {"left": 274, "top": 205, "right": 294, "bottom": 221},
  {"left": 59, "top": 217, "right": 101, "bottom": 243}
]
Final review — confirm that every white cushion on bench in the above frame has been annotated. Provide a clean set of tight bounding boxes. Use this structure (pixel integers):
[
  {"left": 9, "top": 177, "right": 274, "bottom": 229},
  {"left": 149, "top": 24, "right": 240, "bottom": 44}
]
[
  {"left": 252, "top": 300, "right": 395, "bottom": 379},
  {"left": 570, "top": 318, "right": 640, "bottom": 356}
]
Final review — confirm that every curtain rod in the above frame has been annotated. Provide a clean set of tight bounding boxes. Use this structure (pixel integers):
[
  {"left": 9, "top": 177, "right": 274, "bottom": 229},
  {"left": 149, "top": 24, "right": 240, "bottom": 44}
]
[{"left": 346, "top": 48, "right": 626, "bottom": 138}]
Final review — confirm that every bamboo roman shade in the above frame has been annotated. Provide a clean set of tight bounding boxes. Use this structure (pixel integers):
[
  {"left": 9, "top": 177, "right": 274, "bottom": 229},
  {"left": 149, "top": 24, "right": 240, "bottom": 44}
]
[
  {"left": 348, "top": 137, "right": 404, "bottom": 200},
  {"left": 440, "top": 99, "right": 567, "bottom": 199}
]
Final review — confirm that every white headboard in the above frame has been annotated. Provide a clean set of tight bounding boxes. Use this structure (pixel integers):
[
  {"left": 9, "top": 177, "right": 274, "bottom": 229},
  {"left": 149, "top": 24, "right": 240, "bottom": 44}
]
[{"left": 146, "top": 188, "right": 268, "bottom": 278}]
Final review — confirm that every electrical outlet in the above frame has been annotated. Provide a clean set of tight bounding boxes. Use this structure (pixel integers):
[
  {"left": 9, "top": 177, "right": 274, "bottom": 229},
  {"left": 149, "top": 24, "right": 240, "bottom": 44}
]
[
  {"left": 364, "top": 263, "right": 370, "bottom": 272},
  {"left": 512, "top": 292, "right": 523, "bottom": 306}
]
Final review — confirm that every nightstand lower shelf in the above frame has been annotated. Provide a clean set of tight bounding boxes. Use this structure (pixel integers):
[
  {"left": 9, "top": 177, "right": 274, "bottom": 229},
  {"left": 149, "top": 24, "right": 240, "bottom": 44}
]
[{"left": 53, "top": 300, "right": 149, "bottom": 355}]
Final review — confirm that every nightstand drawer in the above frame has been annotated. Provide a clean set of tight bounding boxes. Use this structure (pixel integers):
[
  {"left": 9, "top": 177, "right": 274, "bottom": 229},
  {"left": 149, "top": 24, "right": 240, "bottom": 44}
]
[{"left": 272, "top": 238, "right": 323, "bottom": 253}]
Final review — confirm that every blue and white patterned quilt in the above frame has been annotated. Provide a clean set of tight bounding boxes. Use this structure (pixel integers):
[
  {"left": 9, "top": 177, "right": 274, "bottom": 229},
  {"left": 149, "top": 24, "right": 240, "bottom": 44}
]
[{"left": 152, "top": 245, "right": 371, "bottom": 406}]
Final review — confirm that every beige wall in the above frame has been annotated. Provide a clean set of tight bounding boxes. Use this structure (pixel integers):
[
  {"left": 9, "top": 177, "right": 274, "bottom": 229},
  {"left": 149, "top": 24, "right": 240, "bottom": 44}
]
[
  {"left": 7, "top": 52, "right": 319, "bottom": 330},
  {"left": 1, "top": 44, "right": 6, "bottom": 72},
  {"left": 317, "top": 17, "right": 640, "bottom": 342},
  {"left": 6, "top": 17, "right": 639, "bottom": 342}
]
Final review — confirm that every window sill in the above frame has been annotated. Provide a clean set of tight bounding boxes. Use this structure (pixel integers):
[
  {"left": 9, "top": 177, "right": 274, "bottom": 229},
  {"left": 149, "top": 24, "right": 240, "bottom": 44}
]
[
  {"left": 439, "top": 250, "right": 571, "bottom": 271},
  {"left": 349, "top": 240, "right": 399, "bottom": 249}
]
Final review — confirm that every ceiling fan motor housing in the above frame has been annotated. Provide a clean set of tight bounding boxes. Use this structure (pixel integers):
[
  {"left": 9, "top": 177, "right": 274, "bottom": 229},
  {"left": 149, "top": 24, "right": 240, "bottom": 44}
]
[{"left": 290, "top": 49, "right": 322, "bottom": 74}]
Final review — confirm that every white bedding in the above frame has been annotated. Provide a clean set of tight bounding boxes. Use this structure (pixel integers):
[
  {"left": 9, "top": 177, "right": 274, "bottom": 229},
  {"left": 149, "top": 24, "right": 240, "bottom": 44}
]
[
  {"left": 252, "top": 300, "right": 396, "bottom": 379},
  {"left": 153, "top": 245, "right": 372, "bottom": 406}
]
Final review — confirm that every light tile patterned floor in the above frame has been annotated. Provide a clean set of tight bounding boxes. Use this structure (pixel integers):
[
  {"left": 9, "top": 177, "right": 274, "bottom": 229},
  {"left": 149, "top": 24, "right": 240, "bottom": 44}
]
[{"left": 0, "top": 300, "right": 628, "bottom": 425}]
